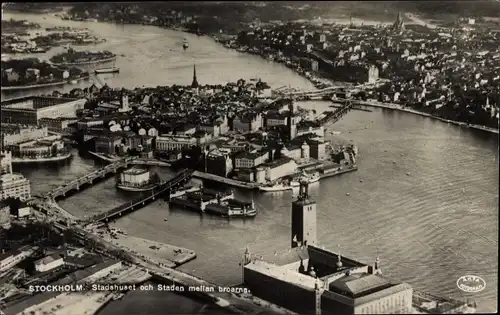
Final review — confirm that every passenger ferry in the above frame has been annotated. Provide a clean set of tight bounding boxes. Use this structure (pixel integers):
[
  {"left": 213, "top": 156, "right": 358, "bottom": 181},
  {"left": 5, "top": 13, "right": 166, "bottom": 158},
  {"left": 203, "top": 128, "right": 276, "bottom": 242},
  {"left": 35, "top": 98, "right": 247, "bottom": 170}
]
[
  {"left": 205, "top": 199, "right": 257, "bottom": 218},
  {"left": 94, "top": 67, "right": 120, "bottom": 74},
  {"left": 290, "top": 172, "right": 321, "bottom": 187},
  {"left": 258, "top": 182, "right": 293, "bottom": 192}
]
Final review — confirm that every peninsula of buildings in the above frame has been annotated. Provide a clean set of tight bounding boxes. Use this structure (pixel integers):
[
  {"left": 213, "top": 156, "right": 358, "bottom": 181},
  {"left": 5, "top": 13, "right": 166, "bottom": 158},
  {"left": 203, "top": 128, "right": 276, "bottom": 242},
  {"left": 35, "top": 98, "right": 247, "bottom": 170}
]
[
  {"left": 67, "top": 2, "right": 499, "bottom": 130},
  {"left": 1, "top": 65, "right": 356, "bottom": 191},
  {"left": 1, "top": 58, "right": 89, "bottom": 90}
]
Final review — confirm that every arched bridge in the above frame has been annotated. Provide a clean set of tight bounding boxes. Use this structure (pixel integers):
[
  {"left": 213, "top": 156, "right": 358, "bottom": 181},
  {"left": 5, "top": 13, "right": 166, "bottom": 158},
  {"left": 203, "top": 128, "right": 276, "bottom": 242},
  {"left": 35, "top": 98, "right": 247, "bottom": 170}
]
[
  {"left": 85, "top": 169, "right": 194, "bottom": 224},
  {"left": 47, "top": 158, "right": 135, "bottom": 199}
]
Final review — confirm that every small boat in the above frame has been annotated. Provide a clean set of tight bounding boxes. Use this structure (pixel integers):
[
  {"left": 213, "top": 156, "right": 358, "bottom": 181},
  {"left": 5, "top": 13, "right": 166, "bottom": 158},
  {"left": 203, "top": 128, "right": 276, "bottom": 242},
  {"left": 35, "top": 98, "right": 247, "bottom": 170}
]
[
  {"left": 393, "top": 161, "right": 396, "bottom": 164},
  {"left": 406, "top": 172, "right": 411, "bottom": 176},
  {"left": 31, "top": 47, "right": 47, "bottom": 53},
  {"left": 290, "top": 172, "right": 321, "bottom": 187},
  {"left": 182, "top": 39, "right": 189, "bottom": 50},
  {"left": 164, "top": 218, "right": 168, "bottom": 222},
  {"left": 94, "top": 67, "right": 120, "bottom": 74},
  {"left": 258, "top": 182, "right": 292, "bottom": 192},
  {"left": 69, "top": 80, "right": 77, "bottom": 84},
  {"left": 346, "top": 193, "right": 350, "bottom": 196}
]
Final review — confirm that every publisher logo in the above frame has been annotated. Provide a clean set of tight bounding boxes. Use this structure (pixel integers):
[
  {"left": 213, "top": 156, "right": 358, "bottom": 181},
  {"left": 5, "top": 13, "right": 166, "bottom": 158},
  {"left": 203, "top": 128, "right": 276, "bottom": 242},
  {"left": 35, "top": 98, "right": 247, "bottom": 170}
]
[{"left": 457, "top": 275, "right": 486, "bottom": 293}]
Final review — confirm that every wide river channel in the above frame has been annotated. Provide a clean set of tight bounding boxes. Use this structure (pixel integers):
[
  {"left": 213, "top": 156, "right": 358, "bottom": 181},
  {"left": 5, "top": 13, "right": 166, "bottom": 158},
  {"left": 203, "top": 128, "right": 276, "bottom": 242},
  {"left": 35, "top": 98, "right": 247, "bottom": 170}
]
[{"left": 3, "top": 12, "right": 499, "bottom": 314}]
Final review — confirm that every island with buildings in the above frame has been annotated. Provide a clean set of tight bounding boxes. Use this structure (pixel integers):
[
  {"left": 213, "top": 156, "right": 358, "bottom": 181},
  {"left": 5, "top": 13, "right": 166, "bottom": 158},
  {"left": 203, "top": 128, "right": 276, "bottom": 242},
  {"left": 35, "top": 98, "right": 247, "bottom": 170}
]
[
  {"left": 1, "top": 26, "right": 105, "bottom": 54},
  {"left": 49, "top": 48, "right": 117, "bottom": 66},
  {"left": 1, "top": 58, "right": 89, "bottom": 90}
]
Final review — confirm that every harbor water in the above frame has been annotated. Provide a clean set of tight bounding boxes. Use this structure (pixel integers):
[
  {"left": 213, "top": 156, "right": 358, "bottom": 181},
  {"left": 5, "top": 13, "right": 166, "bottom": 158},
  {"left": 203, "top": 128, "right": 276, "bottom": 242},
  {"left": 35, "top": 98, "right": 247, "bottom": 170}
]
[{"left": 3, "top": 12, "right": 498, "bottom": 314}]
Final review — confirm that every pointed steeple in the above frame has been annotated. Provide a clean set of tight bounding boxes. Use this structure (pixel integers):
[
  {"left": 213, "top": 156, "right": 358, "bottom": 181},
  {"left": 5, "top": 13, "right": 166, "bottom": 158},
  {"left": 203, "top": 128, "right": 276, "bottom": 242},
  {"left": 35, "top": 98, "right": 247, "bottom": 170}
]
[{"left": 191, "top": 64, "right": 199, "bottom": 88}]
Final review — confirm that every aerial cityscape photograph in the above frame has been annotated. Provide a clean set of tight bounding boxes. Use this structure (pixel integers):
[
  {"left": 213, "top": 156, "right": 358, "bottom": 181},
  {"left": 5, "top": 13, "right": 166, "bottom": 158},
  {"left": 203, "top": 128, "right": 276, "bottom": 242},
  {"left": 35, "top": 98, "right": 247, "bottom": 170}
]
[{"left": 0, "top": 1, "right": 498, "bottom": 314}]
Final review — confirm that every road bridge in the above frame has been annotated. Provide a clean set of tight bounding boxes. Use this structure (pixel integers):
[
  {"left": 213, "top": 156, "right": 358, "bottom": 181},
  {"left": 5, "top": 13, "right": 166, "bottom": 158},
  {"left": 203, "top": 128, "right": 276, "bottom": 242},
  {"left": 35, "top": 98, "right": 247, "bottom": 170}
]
[
  {"left": 47, "top": 158, "right": 134, "bottom": 199},
  {"left": 85, "top": 169, "right": 194, "bottom": 224},
  {"left": 318, "top": 100, "right": 354, "bottom": 128}
]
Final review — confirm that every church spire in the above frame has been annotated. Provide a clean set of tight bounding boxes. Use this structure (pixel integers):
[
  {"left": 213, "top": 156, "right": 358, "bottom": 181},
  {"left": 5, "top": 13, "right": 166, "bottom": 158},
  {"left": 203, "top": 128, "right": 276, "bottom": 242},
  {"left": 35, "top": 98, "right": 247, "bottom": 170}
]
[{"left": 191, "top": 64, "right": 199, "bottom": 88}]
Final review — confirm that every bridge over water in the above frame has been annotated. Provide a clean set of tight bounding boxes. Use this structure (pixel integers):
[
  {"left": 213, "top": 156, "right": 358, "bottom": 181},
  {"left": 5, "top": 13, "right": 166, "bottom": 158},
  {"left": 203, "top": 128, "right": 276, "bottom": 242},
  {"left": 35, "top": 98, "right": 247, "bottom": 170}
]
[
  {"left": 47, "top": 158, "right": 134, "bottom": 199},
  {"left": 85, "top": 169, "right": 194, "bottom": 224}
]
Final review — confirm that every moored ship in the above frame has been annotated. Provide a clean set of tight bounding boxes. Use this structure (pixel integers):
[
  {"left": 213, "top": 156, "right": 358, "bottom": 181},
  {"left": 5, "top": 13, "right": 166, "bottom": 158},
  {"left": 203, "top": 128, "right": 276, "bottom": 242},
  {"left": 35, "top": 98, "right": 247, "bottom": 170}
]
[
  {"left": 258, "top": 182, "right": 292, "bottom": 192},
  {"left": 169, "top": 187, "right": 256, "bottom": 217},
  {"left": 116, "top": 167, "right": 161, "bottom": 192},
  {"left": 94, "top": 67, "right": 120, "bottom": 74},
  {"left": 290, "top": 171, "right": 320, "bottom": 187}
]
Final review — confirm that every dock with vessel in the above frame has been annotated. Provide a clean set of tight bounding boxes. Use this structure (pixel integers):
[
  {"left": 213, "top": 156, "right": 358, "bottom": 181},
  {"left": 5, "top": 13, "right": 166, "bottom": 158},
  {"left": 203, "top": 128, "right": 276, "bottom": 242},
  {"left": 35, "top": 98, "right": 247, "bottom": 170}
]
[{"left": 168, "top": 186, "right": 256, "bottom": 218}]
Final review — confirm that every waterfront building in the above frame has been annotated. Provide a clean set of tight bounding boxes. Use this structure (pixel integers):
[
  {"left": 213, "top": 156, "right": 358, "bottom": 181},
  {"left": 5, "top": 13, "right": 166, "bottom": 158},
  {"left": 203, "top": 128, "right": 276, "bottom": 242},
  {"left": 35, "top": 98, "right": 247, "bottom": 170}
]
[
  {"left": 0, "top": 172, "right": 31, "bottom": 201},
  {"left": 120, "top": 168, "right": 150, "bottom": 187},
  {"left": 77, "top": 118, "right": 105, "bottom": 130},
  {"left": 1, "top": 96, "right": 86, "bottom": 126},
  {"left": 10, "top": 135, "right": 67, "bottom": 160},
  {"left": 155, "top": 135, "right": 197, "bottom": 152},
  {"left": 243, "top": 182, "right": 413, "bottom": 315},
  {"left": 34, "top": 254, "right": 64, "bottom": 273},
  {"left": 1, "top": 125, "right": 49, "bottom": 147},
  {"left": 1, "top": 151, "right": 12, "bottom": 174},
  {"left": 200, "top": 148, "right": 234, "bottom": 177},
  {"left": 263, "top": 157, "right": 297, "bottom": 182}
]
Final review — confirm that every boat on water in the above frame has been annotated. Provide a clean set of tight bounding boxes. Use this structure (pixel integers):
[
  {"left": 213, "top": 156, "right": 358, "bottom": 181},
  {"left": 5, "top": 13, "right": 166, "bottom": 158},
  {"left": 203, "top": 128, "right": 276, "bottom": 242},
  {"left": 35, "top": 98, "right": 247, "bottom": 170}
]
[
  {"left": 94, "top": 67, "right": 120, "bottom": 74},
  {"left": 30, "top": 47, "right": 47, "bottom": 53},
  {"left": 169, "top": 187, "right": 256, "bottom": 217},
  {"left": 116, "top": 167, "right": 161, "bottom": 192},
  {"left": 258, "top": 182, "right": 292, "bottom": 192},
  {"left": 290, "top": 172, "right": 321, "bottom": 187},
  {"left": 206, "top": 198, "right": 257, "bottom": 218},
  {"left": 182, "top": 39, "right": 189, "bottom": 49}
]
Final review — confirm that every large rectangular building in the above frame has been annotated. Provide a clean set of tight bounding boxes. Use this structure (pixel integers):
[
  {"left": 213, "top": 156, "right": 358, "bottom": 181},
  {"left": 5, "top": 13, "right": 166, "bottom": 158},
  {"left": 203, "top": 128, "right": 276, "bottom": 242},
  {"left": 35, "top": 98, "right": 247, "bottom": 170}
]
[
  {"left": 1, "top": 96, "right": 85, "bottom": 126},
  {"left": 243, "top": 183, "right": 413, "bottom": 315}
]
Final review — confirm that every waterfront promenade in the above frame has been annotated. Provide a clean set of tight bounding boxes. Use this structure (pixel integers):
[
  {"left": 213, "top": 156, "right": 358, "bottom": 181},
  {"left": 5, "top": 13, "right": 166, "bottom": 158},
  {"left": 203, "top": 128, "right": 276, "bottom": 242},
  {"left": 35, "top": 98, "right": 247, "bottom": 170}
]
[
  {"left": 11, "top": 152, "right": 72, "bottom": 164},
  {"left": 360, "top": 100, "right": 499, "bottom": 134}
]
